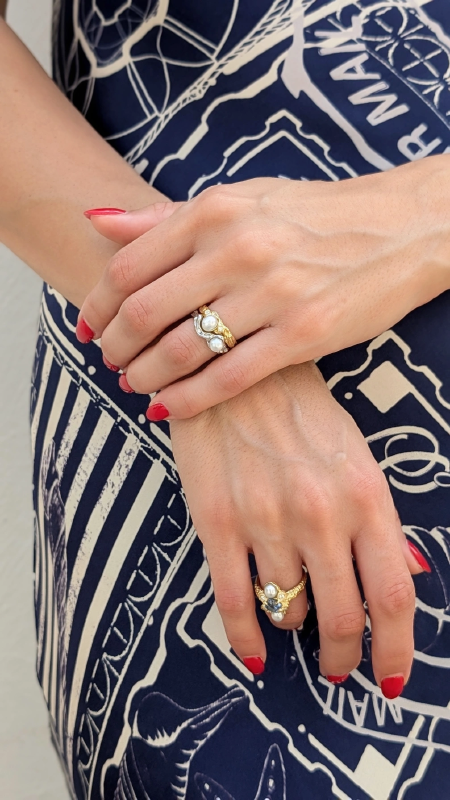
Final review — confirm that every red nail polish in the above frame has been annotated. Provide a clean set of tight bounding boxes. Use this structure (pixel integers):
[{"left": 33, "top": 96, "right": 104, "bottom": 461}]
[
  {"left": 146, "top": 403, "right": 169, "bottom": 421},
  {"left": 408, "top": 541, "right": 431, "bottom": 573},
  {"left": 381, "top": 675, "right": 404, "bottom": 699},
  {"left": 84, "top": 207, "right": 126, "bottom": 219},
  {"left": 76, "top": 318, "right": 95, "bottom": 344},
  {"left": 243, "top": 657, "right": 265, "bottom": 675},
  {"left": 119, "top": 374, "right": 134, "bottom": 393},
  {"left": 103, "top": 356, "right": 119, "bottom": 372},
  {"left": 326, "top": 674, "right": 349, "bottom": 685}
]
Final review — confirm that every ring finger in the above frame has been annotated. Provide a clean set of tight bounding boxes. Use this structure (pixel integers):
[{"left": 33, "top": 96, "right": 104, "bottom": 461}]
[
  {"left": 100, "top": 251, "right": 247, "bottom": 369},
  {"left": 110, "top": 295, "right": 262, "bottom": 394},
  {"left": 253, "top": 544, "right": 308, "bottom": 631}
]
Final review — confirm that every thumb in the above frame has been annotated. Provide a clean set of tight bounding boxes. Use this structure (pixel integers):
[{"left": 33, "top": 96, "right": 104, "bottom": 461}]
[{"left": 83, "top": 201, "right": 184, "bottom": 245}]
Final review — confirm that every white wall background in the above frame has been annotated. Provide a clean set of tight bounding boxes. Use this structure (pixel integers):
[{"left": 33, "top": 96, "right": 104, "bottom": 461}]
[{"left": 0, "top": 2, "right": 69, "bottom": 797}]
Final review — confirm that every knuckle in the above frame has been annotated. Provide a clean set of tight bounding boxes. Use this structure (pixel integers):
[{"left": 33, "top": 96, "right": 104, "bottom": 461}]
[
  {"left": 193, "top": 186, "right": 237, "bottom": 225},
  {"left": 301, "top": 481, "right": 334, "bottom": 528},
  {"left": 173, "top": 380, "right": 199, "bottom": 417},
  {"left": 214, "top": 358, "right": 248, "bottom": 396},
  {"left": 107, "top": 248, "right": 136, "bottom": 293},
  {"left": 245, "top": 487, "right": 281, "bottom": 529},
  {"left": 352, "top": 468, "right": 388, "bottom": 510},
  {"left": 229, "top": 227, "right": 267, "bottom": 267},
  {"left": 322, "top": 608, "right": 366, "bottom": 642},
  {"left": 294, "top": 302, "right": 331, "bottom": 346},
  {"left": 119, "top": 294, "right": 153, "bottom": 334},
  {"left": 378, "top": 576, "right": 416, "bottom": 618},
  {"left": 164, "top": 329, "right": 198, "bottom": 369},
  {"left": 203, "top": 498, "right": 235, "bottom": 532},
  {"left": 214, "top": 587, "right": 249, "bottom": 617}
]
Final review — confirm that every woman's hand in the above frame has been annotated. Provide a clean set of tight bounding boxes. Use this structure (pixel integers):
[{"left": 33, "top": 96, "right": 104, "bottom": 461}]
[
  {"left": 78, "top": 156, "right": 450, "bottom": 418},
  {"left": 170, "top": 360, "right": 426, "bottom": 695}
]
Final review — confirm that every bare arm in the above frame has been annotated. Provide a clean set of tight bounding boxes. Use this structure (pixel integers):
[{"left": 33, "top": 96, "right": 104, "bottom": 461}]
[{"left": 0, "top": 18, "right": 164, "bottom": 306}]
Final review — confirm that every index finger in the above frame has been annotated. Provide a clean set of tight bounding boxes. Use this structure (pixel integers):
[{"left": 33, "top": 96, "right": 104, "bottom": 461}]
[{"left": 76, "top": 204, "right": 194, "bottom": 340}]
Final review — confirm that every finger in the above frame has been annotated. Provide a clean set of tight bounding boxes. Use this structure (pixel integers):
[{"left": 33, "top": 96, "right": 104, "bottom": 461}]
[
  {"left": 104, "top": 292, "right": 262, "bottom": 386},
  {"left": 206, "top": 541, "right": 267, "bottom": 674},
  {"left": 87, "top": 202, "right": 184, "bottom": 246},
  {"left": 355, "top": 518, "right": 416, "bottom": 699},
  {"left": 253, "top": 544, "right": 307, "bottom": 631},
  {"left": 100, "top": 256, "right": 241, "bottom": 369},
  {"left": 145, "top": 328, "right": 286, "bottom": 420},
  {"left": 77, "top": 203, "right": 195, "bottom": 340},
  {"left": 393, "top": 510, "right": 431, "bottom": 575},
  {"left": 306, "top": 542, "right": 366, "bottom": 682}
]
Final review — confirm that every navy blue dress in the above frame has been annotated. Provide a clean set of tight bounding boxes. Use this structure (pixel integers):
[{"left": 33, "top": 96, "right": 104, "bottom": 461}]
[{"left": 33, "top": 2, "right": 450, "bottom": 798}]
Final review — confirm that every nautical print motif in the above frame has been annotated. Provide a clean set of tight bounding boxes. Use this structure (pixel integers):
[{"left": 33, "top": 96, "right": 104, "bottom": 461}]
[{"left": 31, "top": 1, "right": 450, "bottom": 797}]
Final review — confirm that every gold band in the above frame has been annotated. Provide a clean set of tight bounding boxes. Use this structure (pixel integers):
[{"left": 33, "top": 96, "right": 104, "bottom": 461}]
[
  {"left": 254, "top": 567, "right": 308, "bottom": 622},
  {"left": 193, "top": 305, "right": 237, "bottom": 353}
]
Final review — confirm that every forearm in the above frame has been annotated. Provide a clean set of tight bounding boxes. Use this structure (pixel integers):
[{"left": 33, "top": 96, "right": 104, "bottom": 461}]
[{"left": 0, "top": 19, "right": 165, "bottom": 307}]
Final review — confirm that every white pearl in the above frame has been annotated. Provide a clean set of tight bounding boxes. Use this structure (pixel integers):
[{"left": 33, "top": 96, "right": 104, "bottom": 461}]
[
  {"left": 264, "top": 583, "right": 277, "bottom": 599},
  {"left": 201, "top": 314, "right": 218, "bottom": 333},
  {"left": 208, "top": 336, "right": 226, "bottom": 353},
  {"left": 271, "top": 611, "right": 284, "bottom": 623}
]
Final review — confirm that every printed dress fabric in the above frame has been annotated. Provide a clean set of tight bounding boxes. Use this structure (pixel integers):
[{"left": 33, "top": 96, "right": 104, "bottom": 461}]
[{"left": 32, "top": 1, "right": 450, "bottom": 798}]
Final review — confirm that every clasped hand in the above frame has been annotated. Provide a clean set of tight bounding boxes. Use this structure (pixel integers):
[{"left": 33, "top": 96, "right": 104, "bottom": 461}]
[
  {"left": 78, "top": 160, "right": 448, "bottom": 419},
  {"left": 74, "top": 172, "right": 436, "bottom": 694}
]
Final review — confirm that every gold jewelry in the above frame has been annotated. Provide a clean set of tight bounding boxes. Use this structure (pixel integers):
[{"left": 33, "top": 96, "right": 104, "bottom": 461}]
[
  {"left": 192, "top": 305, "right": 237, "bottom": 354},
  {"left": 254, "top": 567, "right": 308, "bottom": 622}
]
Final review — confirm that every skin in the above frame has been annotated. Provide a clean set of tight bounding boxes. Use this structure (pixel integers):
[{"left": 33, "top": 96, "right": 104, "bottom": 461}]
[
  {"left": 79, "top": 164, "right": 450, "bottom": 420},
  {"left": 170, "top": 363, "right": 418, "bottom": 683},
  {"left": 0, "top": 12, "right": 422, "bottom": 693}
]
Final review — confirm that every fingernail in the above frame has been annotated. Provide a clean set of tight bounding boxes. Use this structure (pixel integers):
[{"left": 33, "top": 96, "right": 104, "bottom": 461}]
[
  {"left": 381, "top": 675, "right": 404, "bottom": 699},
  {"left": 408, "top": 541, "right": 431, "bottom": 573},
  {"left": 103, "top": 356, "right": 119, "bottom": 372},
  {"left": 326, "top": 674, "right": 349, "bottom": 685},
  {"left": 119, "top": 374, "right": 134, "bottom": 393},
  {"left": 243, "top": 657, "right": 265, "bottom": 675},
  {"left": 146, "top": 402, "right": 169, "bottom": 421},
  {"left": 76, "top": 318, "right": 95, "bottom": 344},
  {"left": 84, "top": 207, "right": 126, "bottom": 219}
]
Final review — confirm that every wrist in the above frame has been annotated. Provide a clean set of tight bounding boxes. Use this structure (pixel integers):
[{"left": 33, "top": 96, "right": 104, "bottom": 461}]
[{"left": 406, "top": 155, "right": 450, "bottom": 301}]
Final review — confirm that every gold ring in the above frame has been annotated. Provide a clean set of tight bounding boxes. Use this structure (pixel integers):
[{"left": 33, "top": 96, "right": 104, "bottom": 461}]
[
  {"left": 254, "top": 566, "right": 308, "bottom": 622},
  {"left": 192, "top": 305, "right": 237, "bottom": 354}
]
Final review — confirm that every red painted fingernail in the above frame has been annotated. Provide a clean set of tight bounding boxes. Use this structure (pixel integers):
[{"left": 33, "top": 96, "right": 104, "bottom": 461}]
[
  {"left": 408, "top": 541, "right": 431, "bottom": 573},
  {"left": 243, "top": 657, "right": 265, "bottom": 675},
  {"left": 119, "top": 374, "right": 134, "bottom": 393},
  {"left": 326, "top": 674, "right": 349, "bottom": 685},
  {"left": 381, "top": 675, "right": 404, "bottom": 699},
  {"left": 146, "top": 402, "right": 169, "bottom": 421},
  {"left": 84, "top": 207, "right": 126, "bottom": 218},
  {"left": 76, "top": 318, "right": 95, "bottom": 344},
  {"left": 103, "top": 356, "right": 119, "bottom": 372}
]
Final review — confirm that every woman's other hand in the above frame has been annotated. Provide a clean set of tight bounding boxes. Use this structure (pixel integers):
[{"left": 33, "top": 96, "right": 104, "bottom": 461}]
[
  {"left": 171, "top": 361, "right": 426, "bottom": 696},
  {"left": 78, "top": 157, "right": 450, "bottom": 418}
]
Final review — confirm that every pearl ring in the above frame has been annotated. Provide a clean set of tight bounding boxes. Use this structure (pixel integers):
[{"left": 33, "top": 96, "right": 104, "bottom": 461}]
[
  {"left": 192, "top": 305, "right": 237, "bottom": 354},
  {"left": 254, "top": 567, "right": 308, "bottom": 623}
]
